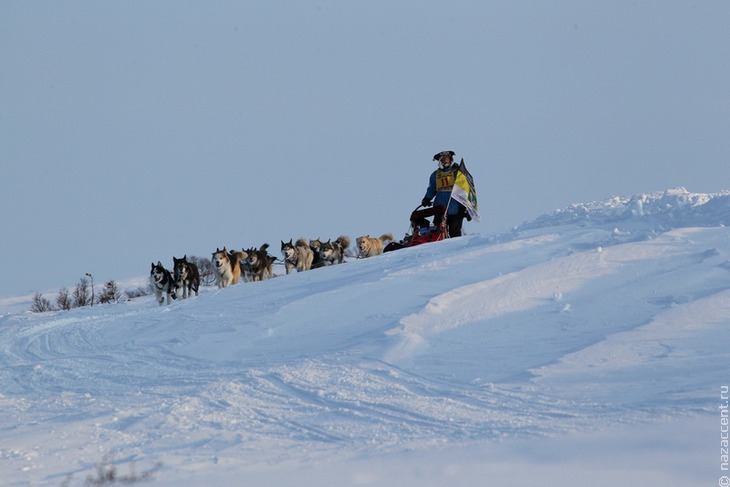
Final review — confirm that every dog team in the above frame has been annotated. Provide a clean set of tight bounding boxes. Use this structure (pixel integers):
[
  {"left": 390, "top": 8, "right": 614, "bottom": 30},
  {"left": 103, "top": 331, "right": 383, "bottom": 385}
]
[
  {"left": 150, "top": 233, "right": 393, "bottom": 305},
  {"left": 150, "top": 255, "right": 201, "bottom": 306}
]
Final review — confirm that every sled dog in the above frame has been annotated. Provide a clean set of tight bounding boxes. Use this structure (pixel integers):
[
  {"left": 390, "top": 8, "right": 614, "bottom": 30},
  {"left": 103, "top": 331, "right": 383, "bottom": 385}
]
[
  {"left": 243, "top": 243, "right": 276, "bottom": 282},
  {"left": 150, "top": 261, "right": 177, "bottom": 305},
  {"left": 173, "top": 255, "right": 200, "bottom": 299},
  {"left": 281, "top": 238, "right": 314, "bottom": 274},
  {"left": 211, "top": 247, "right": 244, "bottom": 288},
  {"left": 356, "top": 233, "right": 393, "bottom": 258},
  {"left": 320, "top": 235, "right": 350, "bottom": 265},
  {"left": 309, "top": 238, "right": 324, "bottom": 269}
]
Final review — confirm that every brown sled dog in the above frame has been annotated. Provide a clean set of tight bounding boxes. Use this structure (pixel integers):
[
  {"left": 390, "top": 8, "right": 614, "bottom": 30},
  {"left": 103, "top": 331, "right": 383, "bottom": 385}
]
[
  {"left": 356, "top": 233, "right": 393, "bottom": 258},
  {"left": 211, "top": 247, "right": 245, "bottom": 288}
]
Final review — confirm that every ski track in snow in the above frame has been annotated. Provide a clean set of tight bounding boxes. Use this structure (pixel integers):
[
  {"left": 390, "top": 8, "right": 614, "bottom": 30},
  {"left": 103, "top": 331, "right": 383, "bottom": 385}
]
[{"left": 1, "top": 188, "right": 729, "bottom": 485}]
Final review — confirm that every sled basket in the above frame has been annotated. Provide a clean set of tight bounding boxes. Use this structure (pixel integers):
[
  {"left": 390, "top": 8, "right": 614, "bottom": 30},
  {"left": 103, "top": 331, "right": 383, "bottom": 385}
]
[{"left": 384, "top": 205, "right": 448, "bottom": 252}]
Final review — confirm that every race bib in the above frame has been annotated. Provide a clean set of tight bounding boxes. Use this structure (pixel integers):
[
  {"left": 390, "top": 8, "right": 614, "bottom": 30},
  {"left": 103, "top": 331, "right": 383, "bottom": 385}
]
[{"left": 435, "top": 170, "right": 455, "bottom": 192}]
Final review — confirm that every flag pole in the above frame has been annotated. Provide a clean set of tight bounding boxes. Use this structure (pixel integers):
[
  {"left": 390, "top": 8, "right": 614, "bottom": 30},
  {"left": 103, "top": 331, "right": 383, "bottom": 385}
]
[
  {"left": 442, "top": 158, "right": 465, "bottom": 236},
  {"left": 444, "top": 158, "right": 465, "bottom": 214}
]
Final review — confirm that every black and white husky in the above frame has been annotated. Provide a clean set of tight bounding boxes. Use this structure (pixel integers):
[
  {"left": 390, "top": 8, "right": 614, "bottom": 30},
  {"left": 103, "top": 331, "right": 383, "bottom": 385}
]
[
  {"left": 150, "top": 261, "right": 177, "bottom": 305},
  {"left": 173, "top": 255, "right": 200, "bottom": 299}
]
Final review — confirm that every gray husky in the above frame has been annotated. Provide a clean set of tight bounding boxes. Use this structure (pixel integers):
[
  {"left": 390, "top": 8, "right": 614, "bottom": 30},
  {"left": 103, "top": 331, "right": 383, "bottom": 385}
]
[
  {"left": 243, "top": 243, "right": 276, "bottom": 281},
  {"left": 319, "top": 235, "right": 350, "bottom": 266},
  {"left": 281, "top": 238, "right": 314, "bottom": 274}
]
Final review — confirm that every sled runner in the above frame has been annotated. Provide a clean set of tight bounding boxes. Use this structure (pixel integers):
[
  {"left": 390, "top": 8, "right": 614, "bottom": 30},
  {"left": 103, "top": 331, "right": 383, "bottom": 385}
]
[{"left": 384, "top": 205, "right": 448, "bottom": 252}]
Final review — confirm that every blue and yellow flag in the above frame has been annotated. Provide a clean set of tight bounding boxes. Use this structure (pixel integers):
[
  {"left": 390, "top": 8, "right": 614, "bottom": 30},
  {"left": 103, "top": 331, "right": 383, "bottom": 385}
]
[{"left": 451, "top": 159, "right": 480, "bottom": 222}]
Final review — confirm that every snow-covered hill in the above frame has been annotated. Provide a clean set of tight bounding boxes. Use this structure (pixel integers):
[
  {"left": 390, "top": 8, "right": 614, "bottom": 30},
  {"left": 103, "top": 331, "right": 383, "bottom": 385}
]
[{"left": 1, "top": 188, "right": 727, "bottom": 486}]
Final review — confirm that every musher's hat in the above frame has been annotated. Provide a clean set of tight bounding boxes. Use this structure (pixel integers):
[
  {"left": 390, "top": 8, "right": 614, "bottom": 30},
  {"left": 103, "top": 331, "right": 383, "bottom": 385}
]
[{"left": 433, "top": 150, "right": 455, "bottom": 161}]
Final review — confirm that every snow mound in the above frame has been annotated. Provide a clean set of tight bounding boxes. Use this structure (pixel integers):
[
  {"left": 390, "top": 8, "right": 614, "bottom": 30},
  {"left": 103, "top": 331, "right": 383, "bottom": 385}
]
[
  {"left": 516, "top": 187, "right": 730, "bottom": 232},
  {"left": 1, "top": 188, "right": 728, "bottom": 486}
]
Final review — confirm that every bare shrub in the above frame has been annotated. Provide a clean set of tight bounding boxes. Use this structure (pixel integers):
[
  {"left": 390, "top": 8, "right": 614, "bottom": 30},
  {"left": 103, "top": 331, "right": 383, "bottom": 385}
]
[
  {"left": 99, "top": 280, "right": 124, "bottom": 304},
  {"left": 72, "top": 277, "right": 92, "bottom": 308},
  {"left": 66, "top": 454, "right": 163, "bottom": 486},
  {"left": 56, "top": 287, "right": 72, "bottom": 311},
  {"left": 189, "top": 255, "right": 214, "bottom": 286},
  {"left": 29, "top": 292, "right": 54, "bottom": 313},
  {"left": 125, "top": 287, "right": 149, "bottom": 300}
]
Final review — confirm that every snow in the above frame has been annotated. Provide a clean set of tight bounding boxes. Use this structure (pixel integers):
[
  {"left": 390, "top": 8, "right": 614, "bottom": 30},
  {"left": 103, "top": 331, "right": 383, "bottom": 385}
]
[{"left": 1, "top": 187, "right": 728, "bottom": 486}]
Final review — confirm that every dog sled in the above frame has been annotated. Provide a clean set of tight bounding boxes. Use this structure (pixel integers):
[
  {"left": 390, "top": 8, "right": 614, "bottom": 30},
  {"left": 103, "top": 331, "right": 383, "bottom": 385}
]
[{"left": 384, "top": 205, "right": 448, "bottom": 252}]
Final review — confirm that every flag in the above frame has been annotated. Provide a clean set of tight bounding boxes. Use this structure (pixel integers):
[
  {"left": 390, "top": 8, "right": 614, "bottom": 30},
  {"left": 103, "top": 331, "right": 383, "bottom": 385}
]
[{"left": 450, "top": 159, "right": 480, "bottom": 222}]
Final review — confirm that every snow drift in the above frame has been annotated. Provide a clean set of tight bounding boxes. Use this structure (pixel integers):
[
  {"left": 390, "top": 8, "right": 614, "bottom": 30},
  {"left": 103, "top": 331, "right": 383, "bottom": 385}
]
[{"left": 0, "top": 188, "right": 727, "bottom": 486}]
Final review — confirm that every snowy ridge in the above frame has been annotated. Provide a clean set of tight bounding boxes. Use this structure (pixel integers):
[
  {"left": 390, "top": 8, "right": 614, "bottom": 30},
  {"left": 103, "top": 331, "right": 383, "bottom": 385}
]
[
  {"left": 1, "top": 189, "right": 728, "bottom": 486},
  {"left": 516, "top": 187, "right": 730, "bottom": 231}
]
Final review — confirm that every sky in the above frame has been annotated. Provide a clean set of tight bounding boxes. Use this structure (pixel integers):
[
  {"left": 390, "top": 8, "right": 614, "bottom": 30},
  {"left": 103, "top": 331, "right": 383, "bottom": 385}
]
[{"left": 1, "top": 1, "right": 729, "bottom": 298}]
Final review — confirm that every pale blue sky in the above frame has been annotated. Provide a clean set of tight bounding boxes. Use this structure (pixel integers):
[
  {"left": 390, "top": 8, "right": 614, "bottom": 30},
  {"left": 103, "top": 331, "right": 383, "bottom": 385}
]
[{"left": 1, "top": 1, "right": 729, "bottom": 298}]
